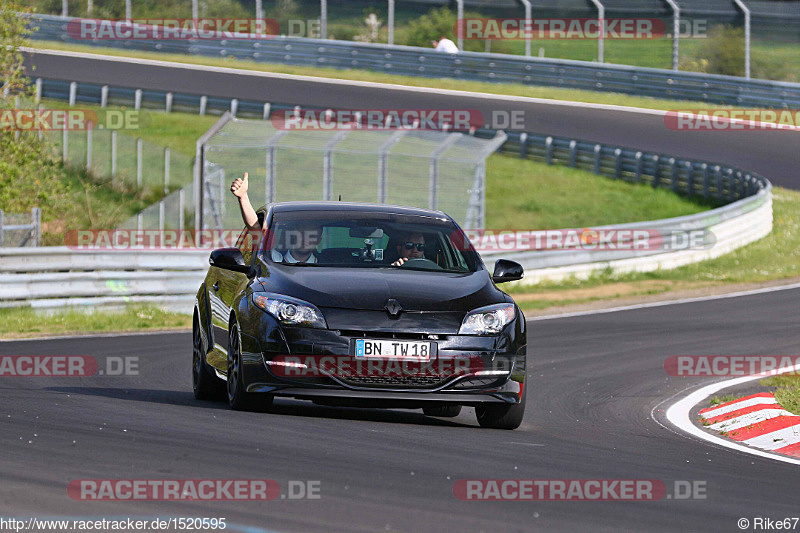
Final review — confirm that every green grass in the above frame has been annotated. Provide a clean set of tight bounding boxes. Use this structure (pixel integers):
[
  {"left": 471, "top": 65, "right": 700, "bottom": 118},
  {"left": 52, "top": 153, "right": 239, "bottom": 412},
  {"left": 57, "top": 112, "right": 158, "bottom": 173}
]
[
  {"left": 760, "top": 375, "right": 800, "bottom": 416},
  {"left": 485, "top": 154, "right": 710, "bottom": 230},
  {"left": 0, "top": 305, "right": 192, "bottom": 338},
  {"left": 30, "top": 40, "right": 752, "bottom": 113}
]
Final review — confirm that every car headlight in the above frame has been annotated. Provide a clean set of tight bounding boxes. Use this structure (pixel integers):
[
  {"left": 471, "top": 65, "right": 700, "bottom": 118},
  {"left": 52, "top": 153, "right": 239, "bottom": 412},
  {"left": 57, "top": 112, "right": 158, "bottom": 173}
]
[
  {"left": 458, "top": 303, "right": 516, "bottom": 335},
  {"left": 252, "top": 293, "right": 327, "bottom": 329}
]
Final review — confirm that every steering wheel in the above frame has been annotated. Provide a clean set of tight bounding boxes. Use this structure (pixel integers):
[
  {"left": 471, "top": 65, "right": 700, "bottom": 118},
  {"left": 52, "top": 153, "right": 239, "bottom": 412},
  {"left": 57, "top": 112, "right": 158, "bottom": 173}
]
[{"left": 400, "top": 258, "right": 444, "bottom": 270}]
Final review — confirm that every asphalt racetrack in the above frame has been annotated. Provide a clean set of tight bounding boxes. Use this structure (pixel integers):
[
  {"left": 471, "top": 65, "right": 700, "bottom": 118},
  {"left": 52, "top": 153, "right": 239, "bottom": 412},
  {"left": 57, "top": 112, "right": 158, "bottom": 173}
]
[{"left": 2, "top": 287, "right": 799, "bottom": 531}]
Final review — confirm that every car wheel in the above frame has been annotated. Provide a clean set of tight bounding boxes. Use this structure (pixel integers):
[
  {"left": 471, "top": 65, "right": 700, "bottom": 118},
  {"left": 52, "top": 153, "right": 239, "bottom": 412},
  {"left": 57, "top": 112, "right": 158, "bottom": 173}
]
[
  {"left": 227, "top": 322, "right": 273, "bottom": 412},
  {"left": 192, "top": 314, "right": 224, "bottom": 400},
  {"left": 423, "top": 405, "right": 462, "bottom": 417},
  {"left": 475, "top": 382, "right": 526, "bottom": 430}
]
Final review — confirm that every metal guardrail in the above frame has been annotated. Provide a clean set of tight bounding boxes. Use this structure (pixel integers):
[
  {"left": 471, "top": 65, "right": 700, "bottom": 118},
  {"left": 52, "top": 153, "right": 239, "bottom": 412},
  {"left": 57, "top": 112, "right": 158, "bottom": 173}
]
[
  {"left": 0, "top": 208, "right": 41, "bottom": 247},
  {"left": 29, "top": 14, "right": 800, "bottom": 109}
]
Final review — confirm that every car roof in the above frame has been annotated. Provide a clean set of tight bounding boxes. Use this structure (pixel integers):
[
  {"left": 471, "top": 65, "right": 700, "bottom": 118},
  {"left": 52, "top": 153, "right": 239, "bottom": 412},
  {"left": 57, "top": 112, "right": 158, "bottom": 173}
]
[{"left": 260, "top": 201, "right": 451, "bottom": 220}]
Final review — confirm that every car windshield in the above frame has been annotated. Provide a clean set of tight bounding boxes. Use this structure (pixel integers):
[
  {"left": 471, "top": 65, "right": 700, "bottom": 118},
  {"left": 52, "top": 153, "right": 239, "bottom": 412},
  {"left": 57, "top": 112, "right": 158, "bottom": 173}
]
[{"left": 262, "top": 210, "right": 481, "bottom": 273}]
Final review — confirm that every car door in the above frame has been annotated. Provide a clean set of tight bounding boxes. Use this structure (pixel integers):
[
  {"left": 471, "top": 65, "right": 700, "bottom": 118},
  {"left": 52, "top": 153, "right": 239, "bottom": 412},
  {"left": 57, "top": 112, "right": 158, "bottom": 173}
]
[{"left": 207, "top": 223, "right": 261, "bottom": 372}]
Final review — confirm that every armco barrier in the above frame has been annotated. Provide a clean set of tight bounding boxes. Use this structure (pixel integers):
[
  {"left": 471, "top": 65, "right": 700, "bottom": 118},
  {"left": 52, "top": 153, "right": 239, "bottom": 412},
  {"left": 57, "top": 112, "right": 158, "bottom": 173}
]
[{"left": 28, "top": 14, "right": 800, "bottom": 109}]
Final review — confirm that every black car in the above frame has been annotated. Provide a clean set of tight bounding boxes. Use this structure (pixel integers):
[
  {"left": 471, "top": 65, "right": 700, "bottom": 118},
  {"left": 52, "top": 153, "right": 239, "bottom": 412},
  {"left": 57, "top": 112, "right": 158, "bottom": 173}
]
[{"left": 192, "top": 202, "right": 527, "bottom": 429}]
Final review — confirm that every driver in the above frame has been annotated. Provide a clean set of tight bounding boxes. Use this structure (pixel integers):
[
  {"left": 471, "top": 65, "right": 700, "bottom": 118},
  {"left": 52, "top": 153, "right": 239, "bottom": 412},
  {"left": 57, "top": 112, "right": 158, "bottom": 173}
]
[
  {"left": 271, "top": 221, "right": 322, "bottom": 264},
  {"left": 391, "top": 233, "right": 426, "bottom": 266}
]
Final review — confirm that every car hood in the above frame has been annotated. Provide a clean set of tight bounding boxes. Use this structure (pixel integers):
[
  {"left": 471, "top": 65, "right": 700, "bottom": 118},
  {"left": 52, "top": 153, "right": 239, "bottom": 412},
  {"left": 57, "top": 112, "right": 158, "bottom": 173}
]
[{"left": 256, "top": 266, "right": 505, "bottom": 312}]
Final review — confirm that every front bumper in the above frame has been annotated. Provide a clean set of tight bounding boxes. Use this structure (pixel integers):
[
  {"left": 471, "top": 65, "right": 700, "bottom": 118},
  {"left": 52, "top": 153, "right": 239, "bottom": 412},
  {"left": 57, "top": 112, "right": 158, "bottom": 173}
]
[{"left": 238, "top": 313, "right": 526, "bottom": 405}]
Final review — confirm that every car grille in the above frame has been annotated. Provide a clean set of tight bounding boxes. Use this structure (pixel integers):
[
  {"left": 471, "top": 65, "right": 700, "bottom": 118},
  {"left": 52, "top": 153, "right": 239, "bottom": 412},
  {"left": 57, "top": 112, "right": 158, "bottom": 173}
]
[{"left": 337, "top": 374, "right": 452, "bottom": 389}]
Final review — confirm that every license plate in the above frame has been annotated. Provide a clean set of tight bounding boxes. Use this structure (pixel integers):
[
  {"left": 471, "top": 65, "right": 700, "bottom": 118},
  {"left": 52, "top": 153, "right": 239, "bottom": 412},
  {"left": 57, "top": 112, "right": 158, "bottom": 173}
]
[{"left": 354, "top": 339, "right": 433, "bottom": 360}]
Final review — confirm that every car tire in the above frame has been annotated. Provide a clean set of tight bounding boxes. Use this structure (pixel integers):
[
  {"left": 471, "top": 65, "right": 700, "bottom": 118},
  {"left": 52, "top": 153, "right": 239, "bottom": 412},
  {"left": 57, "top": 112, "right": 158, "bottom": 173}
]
[
  {"left": 423, "top": 405, "right": 462, "bottom": 417},
  {"left": 193, "top": 314, "right": 224, "bottom": 401},
  {"left": 475, "top": 382, "right": 526, "bottom": 430},
  {"left": 227, "top": 322, "right": 273, "bottom": 412}
]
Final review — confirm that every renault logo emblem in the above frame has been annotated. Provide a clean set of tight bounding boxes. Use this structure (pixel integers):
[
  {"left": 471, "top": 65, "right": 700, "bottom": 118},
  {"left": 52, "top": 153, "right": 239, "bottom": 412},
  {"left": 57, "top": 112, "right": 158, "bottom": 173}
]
[{"left": 384, "top": 299, "right": 403, "bottom": 318}]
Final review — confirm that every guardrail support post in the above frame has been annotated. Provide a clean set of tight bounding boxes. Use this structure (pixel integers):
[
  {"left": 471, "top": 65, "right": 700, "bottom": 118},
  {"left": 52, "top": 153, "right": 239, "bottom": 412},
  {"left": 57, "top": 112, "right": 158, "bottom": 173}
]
[
  {"left": 715, "top": 166, "right": 723, "bottom": 200},
  {"left": 652, "top": 155, "right": 660, "bottom": 188},
  {"left": 159, "top": 201, "right": 165, "bottom": 231},
  {"left": 635, "top": 151, "right": 643, "bottom": 182},
  {"left": 69, "top": 81, "right": 77, "bottom": 106},
  {"left": 686, "top": 161, "right": 695, "bottom": 196},
  {"left": 199, "top": 96, "right": 207, "bottom": 116},
  {"left": 101, "top": 85, "right": 108, "bottom": 108},
  {"left": 166, "top": 92, "right": 173, "bottom": 112},
  {"left": 164, "top": 147, "right": 171, "bottom": 194},
  {"left": 62, "top": 128, "right": 68, "bottom": 164},
  {"left": 231, "top": 99, "right": 239, "bottom": 117},
  {"left": 569, "top": 140, "right": 577, "bottom": 167},
  {"left": 178, "top": 188, "right": 185, "bottom": 231},
  {"left": 519, "top": 133, "right": 528, "bottom": 159},
  {"left": 0, "top": 209, "right": 4, "bottom": 247},
  {"left": 35, "top": 78, "right": 42, "bottom": 104},
  {"left": 137, "top": 138, "right": 143, "bottom": 189},
  {"left": 545, "top": 136, "right": 553, "bottom": 165},
  {"left": 263, "top": 103, "right": 271, "bottom": 120},
  {"left": 593, "top": 144, "right": 602, "bottom": 174},
  {"left": 701, "top": 163, "right": 709, "bottom": 199},
  {"left": 134, "top": 89, "right": 142, "bottom": 110},
  {"left": 614, "top": 148, "right": 622, "bottom": 178},
  {"left": 669, "top": 157, "right": 678, "bottom": 192}
]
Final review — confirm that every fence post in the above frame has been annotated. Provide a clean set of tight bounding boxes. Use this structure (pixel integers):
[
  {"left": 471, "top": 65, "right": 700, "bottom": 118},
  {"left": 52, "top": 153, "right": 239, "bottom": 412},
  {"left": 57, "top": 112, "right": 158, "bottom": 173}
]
[
  {"left": 134, "top": 89, "right": 142, "bottom": 110},
  {"left": 32, "top": 207, "right": 41, "bottom": 247},
  {"left": 86, "top": 125, "right": 92, "bottom": 170},
  {"left": 38, "top": 104, "right": 43, "bottom": 142},
  {"left": 137, "top": 138, "right": 143, "bottom": 189},
  {"left": 137, "top": 213, "right": 143, "bottom": 232},
  {"left": 164, "top": 147, "right": 171, "bottom": 194},
  {"left": 101, "top": 85, "right": 108, "bottom": 108},
  {"left": 62, "top": 128, "right": 68, "bottom": 163},
  {"left": 545, "top": 136, "right": 553, "bottom": 165},
  {"left": 111, "top": 130, "right": 117, "bottom": 181},
  {"left": 388, "top": 0, "right": 395, "bottom": 45},
  {"left": 159, "top": 201, "right": 165, "bottom": 231},
  {"left": 320, "top": 0, "right": 327, "bottom": 39},
  {"left": 178, "top": 188, "right": 185, "bottom": 232},
  {"left": 69, "top": 81, "right": 77, "bottom": 106}
]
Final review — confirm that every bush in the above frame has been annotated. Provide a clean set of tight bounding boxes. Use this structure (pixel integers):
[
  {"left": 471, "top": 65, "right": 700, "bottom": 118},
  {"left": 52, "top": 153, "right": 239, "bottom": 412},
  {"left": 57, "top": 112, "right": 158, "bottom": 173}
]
[
  {"left": 403, "top": 6, "right": 484, "bottom": 53},
  {"left": 692, "top": 25, "right": 745, "bottom": 77}
]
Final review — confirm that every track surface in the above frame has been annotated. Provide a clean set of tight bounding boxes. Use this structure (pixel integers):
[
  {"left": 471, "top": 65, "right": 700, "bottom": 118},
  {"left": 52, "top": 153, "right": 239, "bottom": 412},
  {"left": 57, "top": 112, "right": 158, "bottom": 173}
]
[
  {"left": 2, "top": 288, "right": 799, "bottom": 531},
  {"left": 22, "top": 49, "right": 800, "bottom": 189}
]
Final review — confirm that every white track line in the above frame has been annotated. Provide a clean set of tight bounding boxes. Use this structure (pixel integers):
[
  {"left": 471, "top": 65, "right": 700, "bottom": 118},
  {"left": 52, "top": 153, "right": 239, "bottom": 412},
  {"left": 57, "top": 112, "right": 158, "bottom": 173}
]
[
  {"left": 664, "top": 362, "right": 800, "bottom": 466},
  {"left": 527, "top": 282, "right": 800, "bottom": 322}
]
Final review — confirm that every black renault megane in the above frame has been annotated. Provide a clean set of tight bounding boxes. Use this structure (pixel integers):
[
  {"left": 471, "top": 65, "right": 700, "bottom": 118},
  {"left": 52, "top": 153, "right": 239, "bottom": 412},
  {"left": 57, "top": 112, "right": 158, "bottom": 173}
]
[{"left": 192, "top": 202, "right": 527, "bottom": 429}]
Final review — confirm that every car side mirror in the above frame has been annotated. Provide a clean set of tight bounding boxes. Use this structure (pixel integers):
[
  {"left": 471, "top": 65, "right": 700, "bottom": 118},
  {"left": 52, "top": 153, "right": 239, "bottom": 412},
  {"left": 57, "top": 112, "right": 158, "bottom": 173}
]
[
  {"left": 210, "top": 248, "right": 250, "bottom": 274},
  {"left": 492, "top": 259, "right": 523, "bottom": 283}
]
